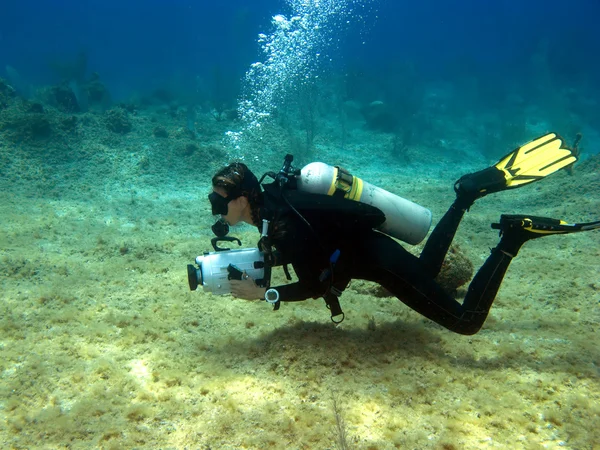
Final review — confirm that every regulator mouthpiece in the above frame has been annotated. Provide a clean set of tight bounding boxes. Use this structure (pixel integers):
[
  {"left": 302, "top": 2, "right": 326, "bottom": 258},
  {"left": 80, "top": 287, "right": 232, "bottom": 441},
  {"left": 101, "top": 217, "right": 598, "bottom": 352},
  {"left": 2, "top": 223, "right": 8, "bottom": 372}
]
[{"left": 212, "top": 218, "right": 229, "bottom": 238}]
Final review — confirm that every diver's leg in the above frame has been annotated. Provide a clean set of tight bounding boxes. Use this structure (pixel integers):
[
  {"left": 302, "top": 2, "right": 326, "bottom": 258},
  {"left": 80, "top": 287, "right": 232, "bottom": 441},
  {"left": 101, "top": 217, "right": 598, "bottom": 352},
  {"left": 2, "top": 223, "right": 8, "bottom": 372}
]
[
  {"left": 420, "top": 132, "right": 578, "bottom": 277},
  {"left": 442, "top": 243, "right": 516, "bottom": 334},
  {"left": 419, "top": 195, "right": 473, "bottom": 277},
  {"left": 419, "top": 160, "right": 504, "bottom": 277},
  {"left": 386, "top": 245, "right": 516, "bottom": 335},
  {"left": 437, "top": 218, "right": 591, "bottom": 333},
  {"left": 356, "top": 229, "right": 524, "bottom": 335},
  {"left": 363, "top": 215, "right": 598, "bottom": 334}
]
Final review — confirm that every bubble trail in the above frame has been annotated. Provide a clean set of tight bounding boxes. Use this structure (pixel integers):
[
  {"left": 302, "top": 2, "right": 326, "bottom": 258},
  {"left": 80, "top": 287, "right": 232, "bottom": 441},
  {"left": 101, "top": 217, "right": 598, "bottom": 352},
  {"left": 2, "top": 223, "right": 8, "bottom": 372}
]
[{"left": 225, "top": 0, "right": 377, "bottom": 161}]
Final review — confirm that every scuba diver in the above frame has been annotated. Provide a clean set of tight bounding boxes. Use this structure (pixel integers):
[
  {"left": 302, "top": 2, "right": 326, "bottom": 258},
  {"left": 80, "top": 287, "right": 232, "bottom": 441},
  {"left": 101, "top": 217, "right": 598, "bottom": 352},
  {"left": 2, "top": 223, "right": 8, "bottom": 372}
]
[{"left": 206, "top": 133, "right": 600, "bottom": 335}]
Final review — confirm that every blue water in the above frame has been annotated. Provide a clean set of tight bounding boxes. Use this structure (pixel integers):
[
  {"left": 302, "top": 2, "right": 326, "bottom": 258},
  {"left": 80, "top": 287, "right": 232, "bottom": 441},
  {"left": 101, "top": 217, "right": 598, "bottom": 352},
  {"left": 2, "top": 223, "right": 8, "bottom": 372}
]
[
  {"left": 2, "top": 0, "right": 598, "bottom": 161},
  {"left": 3, "top": 1, "right": 599, "bottom": 103}
]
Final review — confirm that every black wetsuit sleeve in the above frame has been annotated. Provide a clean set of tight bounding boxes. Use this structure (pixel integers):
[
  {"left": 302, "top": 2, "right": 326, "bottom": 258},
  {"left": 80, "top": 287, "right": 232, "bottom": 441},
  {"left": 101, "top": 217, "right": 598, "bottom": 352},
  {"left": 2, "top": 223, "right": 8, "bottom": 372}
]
[{"left": 271, "top": 281, "right": 318, "bottom": 302}]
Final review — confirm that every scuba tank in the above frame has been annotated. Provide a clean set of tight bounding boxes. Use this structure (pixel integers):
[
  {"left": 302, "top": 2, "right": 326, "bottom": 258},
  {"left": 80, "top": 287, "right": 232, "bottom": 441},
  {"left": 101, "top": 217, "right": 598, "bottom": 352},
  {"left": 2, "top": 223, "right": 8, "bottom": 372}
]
[{"left": 296, "top": 162, "right": 432, "bottom": 245}]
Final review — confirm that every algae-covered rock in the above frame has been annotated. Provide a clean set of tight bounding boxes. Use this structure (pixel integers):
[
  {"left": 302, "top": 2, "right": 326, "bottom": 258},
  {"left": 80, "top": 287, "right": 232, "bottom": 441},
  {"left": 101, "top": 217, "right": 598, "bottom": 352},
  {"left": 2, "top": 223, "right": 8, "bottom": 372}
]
[
  {"left": 50, "top": 83, "right": 80, "bottom": 113},
  {"left": 153, "top": 125, "right": 169, "bottom": 138},
  {"left": 85, "top": 72, "right": 111, "bottom": 108},
  {"left": 105, "top": 108, "right": 132, "bottom": 134},
  {"left": 435, "top": 244, "right": 474, "bottom": 294},
  {"left": 0, "top": 78, "right": 17, "bottom": 109},
  {"left": 361, "top": 100, "right": 398, "bottom": 132},
  {"left": 0, "top": 102, "right": 52, "bottom": 143}
]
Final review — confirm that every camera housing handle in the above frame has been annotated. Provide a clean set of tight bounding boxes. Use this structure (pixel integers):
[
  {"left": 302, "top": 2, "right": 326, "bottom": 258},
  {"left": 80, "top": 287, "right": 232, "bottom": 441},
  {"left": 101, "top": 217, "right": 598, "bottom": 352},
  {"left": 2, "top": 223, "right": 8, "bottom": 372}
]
[{"left": 211, "top": 236, "right": 242, "bottom": 252}]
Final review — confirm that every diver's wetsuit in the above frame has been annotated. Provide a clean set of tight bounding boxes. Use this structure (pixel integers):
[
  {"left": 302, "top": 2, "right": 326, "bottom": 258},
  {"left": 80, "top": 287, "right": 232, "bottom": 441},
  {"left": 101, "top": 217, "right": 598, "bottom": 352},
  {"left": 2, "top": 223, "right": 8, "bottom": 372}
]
[{"left": 264, "top": 193, "right": 521, "bottom": 336}]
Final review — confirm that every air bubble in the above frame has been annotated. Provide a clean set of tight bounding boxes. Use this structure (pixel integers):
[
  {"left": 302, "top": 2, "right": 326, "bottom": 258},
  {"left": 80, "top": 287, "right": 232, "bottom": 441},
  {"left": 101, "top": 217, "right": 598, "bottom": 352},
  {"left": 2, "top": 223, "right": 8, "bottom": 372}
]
[{"left": 224, "top": 0, "right": 377, "bottom": 161}]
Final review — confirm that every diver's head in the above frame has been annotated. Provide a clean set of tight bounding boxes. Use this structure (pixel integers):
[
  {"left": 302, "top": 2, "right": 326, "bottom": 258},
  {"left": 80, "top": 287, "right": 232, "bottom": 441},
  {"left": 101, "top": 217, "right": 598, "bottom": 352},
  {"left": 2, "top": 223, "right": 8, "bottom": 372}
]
[{"left": 209, "top": 162, "right": 262, "bottom": 226}]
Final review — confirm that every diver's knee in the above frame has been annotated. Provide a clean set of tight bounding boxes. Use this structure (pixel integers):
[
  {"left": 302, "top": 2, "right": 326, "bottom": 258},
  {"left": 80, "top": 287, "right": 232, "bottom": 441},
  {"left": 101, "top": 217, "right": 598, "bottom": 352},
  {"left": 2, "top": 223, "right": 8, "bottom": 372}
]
[{"left": 450, "top": 320, "right": 484, "bottom": 336}]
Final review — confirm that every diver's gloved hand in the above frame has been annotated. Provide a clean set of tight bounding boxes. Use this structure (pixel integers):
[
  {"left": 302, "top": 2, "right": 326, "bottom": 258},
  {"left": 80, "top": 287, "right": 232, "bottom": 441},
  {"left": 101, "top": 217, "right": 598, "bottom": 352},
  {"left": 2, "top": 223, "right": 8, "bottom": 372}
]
[{"left": 230, "top": 272, "right": 267, "bottom": 300}]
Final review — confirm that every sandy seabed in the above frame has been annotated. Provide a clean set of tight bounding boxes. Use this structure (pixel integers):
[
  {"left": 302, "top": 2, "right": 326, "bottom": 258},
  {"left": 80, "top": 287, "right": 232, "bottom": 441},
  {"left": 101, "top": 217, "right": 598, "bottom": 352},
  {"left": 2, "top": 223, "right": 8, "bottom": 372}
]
[{"left": 1, "top": 145, "right": 600, "bottom": 450}]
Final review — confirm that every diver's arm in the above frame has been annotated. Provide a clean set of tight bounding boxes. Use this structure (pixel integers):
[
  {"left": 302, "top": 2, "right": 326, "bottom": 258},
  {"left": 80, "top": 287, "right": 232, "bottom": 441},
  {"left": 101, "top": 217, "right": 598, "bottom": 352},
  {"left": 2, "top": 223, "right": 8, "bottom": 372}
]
[
  {"left": 270, "top": 281, "right": 319, "bottom": 302},
  {"left": 255, "top": 214, "right": 326, "bottom": 302},
  {"left": 230, "top": 277, "right": 318, "bottom": 302}
]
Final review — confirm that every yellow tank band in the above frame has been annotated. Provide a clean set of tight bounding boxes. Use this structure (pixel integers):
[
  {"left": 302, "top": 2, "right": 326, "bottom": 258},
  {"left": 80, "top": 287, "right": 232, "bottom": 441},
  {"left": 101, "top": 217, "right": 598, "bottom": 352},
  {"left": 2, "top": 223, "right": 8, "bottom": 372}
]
[
  {"left": 346, "top": 176, "right": 363, "bottom": 201},
  {"left": 327, "top": 167, "right": 339, "bottom": 196},
  {"left": 334, "top": 173, "right": 352, "bottom": 194},
  {"left": 327, "top": 167, "right": 364, "bottom": 201},
  {"left": 326, "top": 166, "right": 365, "bottom": 201}
]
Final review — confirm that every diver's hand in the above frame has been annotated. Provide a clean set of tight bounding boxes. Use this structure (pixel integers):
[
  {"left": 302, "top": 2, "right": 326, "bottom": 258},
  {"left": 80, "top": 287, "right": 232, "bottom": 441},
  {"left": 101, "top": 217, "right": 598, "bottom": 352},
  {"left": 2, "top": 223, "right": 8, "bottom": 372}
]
[{"left": 230, "top": 272, "right": 267, "bottom": 300}]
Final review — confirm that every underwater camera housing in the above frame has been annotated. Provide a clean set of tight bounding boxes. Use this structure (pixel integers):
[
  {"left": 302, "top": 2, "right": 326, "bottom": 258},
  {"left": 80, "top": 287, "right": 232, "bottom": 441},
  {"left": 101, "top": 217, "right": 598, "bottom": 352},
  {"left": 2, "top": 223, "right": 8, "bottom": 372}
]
[
  {"left": 187, "top": 221, "right": 271, "bottom": 294},
  {"left": 187, "top": 246, "right": 268, "bottom": 295}
]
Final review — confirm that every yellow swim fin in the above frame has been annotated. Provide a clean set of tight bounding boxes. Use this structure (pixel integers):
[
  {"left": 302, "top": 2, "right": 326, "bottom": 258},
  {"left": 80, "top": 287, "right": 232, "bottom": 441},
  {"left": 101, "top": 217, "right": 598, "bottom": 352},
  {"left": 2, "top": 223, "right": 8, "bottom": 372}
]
[
  {"left": 495, "top": 133, "right": 578, "bottom": 189},
  {"left": 455, "top": 133, "right": 579, "bottom": 200},
  {"left": 492, "top": 214, "right": 600, "bottom": 237}
]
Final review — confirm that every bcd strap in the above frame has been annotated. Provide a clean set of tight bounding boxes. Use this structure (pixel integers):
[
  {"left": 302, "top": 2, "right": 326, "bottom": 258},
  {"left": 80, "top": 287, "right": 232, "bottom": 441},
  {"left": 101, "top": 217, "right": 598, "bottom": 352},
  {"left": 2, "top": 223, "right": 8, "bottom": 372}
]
[
  {"left": 282, "top": 264, "right": 292, "bottom": 281},
  {"left": 324, "top": 288, "right": 345, "bottom": 324},
  {"left": 320, "top": 249, "right": 348, "bottom": 324}
]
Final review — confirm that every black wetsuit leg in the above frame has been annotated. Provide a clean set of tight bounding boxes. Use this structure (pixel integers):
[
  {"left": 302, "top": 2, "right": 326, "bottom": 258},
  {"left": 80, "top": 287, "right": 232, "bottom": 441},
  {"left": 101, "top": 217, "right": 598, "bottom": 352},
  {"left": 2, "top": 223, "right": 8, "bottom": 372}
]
[
  {"left": 352, "top": 230, "right": 517, "bottom": 335},
  {"left": 419, "top": 198, "right": 472, "bottom": 277}
]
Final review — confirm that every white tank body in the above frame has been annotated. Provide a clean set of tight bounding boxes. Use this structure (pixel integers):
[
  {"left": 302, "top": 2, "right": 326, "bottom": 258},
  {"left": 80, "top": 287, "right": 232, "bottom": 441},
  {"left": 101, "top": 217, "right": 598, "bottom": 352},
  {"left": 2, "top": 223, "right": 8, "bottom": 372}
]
[{"left": 297, "top": 162, "right": 432, "bottom": 245}]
